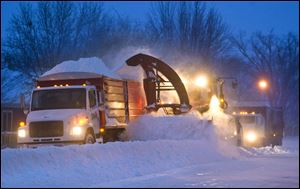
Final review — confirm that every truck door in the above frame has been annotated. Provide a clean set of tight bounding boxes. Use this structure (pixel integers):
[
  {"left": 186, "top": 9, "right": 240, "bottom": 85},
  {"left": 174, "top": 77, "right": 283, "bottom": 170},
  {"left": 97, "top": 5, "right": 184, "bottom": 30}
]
[{"left": 88, "top": 89, "right": 100, "bottom": 132}]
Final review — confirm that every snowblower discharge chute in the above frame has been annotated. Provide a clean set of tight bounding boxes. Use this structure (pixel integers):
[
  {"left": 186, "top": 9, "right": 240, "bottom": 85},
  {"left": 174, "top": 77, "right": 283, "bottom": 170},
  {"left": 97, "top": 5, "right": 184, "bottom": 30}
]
[{"left": 126, "top": 53, "right": 192, "bottom": 115}]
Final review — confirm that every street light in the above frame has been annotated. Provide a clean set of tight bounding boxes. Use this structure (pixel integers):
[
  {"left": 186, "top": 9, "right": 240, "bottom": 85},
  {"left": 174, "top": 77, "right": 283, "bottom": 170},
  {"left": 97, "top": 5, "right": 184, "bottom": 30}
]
[{"left": 258, "top": 79, "right": 268, "bottom": 90}]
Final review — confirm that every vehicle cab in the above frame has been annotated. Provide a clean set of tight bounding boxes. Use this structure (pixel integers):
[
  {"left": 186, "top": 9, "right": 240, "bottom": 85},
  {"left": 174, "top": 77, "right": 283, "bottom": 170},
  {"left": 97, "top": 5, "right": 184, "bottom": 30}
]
[
  {"left": 233, "top": 112, "right": 266, "bottom": 146},
  {"left": 17, "top": 85, "right": 100, "bottom": 146}
]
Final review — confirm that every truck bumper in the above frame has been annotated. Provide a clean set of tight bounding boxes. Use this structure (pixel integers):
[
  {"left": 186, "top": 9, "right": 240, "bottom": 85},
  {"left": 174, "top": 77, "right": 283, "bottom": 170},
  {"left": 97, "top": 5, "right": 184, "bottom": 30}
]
[{"left": 18, "top": 140, "right": 84, "bottom": 148}]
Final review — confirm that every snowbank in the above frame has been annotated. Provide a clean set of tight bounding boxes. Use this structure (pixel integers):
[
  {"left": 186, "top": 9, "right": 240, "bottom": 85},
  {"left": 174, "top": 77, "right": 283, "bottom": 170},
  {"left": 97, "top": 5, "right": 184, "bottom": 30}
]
[
  {"left": 42, "top": 57, "right": 121, "bottom": 79},
  {"left": 1, "top": 139, "right": 232, "bottom": 188},
  {"left": 1, "top": 107, "right": 297, "bottom": 187},
  {"left": 124, "top": 111, "right": 215, "bottom": 141},
  {"left": 1, "top": 109, "right": 240, "bottom": 188},
  {"left": 123, "top": 109, "right": 240, "bottom": 158}
]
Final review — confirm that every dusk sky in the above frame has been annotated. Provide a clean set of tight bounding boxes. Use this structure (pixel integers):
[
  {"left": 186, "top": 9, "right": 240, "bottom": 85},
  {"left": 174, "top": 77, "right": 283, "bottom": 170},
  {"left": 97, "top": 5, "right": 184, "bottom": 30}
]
[{"left": 1, "top": 1, "right": 299, "bottom": 39}]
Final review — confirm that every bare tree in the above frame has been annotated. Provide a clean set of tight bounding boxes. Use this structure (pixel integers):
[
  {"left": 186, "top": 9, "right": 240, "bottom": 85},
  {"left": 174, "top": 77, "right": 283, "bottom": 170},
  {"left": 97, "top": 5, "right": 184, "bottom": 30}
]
[
  {"left": 147, "top": 1, "right": 229, "bottom": 64},
  {"left": 2, "top": 2, "right": 111, "bottom": 77},
  {"left": 146, "top": 2, "right": 176, "bottom": 47},
  {"left": 232, "top": 32, "right": 299, "bottom": 129}
]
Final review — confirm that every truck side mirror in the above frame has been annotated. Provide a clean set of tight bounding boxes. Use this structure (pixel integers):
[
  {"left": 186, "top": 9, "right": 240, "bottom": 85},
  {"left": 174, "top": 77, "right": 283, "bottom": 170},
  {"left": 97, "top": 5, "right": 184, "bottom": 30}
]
[
  {"left": 20, "top": 94, "right": 29, "bottom": 115},
  {"left": 20, "top": 94, "right": 25, "bottom": 109}
]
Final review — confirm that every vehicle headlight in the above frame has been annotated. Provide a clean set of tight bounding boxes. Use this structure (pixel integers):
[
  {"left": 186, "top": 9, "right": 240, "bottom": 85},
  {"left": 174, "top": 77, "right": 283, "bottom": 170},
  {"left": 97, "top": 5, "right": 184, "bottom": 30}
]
[
  {"left": 18, "top": 129, "right": 26, "bottom": 138},
  {"left": 245, "top": 131, "right": 257, "bottom": 142},
  {"left": 70, "top": 126, "right": 82, "bottom": 136}
]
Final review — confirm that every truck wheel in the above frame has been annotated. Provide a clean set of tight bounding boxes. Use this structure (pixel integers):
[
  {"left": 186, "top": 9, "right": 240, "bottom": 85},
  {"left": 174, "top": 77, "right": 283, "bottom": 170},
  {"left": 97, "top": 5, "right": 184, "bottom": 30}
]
[{"left": 84, "top": 133, "right": 95, "bottom": 144}]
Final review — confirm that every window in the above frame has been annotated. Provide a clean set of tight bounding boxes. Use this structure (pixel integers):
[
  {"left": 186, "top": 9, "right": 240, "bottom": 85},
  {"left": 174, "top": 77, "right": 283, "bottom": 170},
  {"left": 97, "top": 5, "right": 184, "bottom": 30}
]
[
  {"left": 31, "top": 89, "right": 86, "bottom": 111},
  {"left": 89, "top": 89, "right": 96, "bottom": 108},
  {"left": 239, "top": 116, "right": 255, "bottom": 124}
]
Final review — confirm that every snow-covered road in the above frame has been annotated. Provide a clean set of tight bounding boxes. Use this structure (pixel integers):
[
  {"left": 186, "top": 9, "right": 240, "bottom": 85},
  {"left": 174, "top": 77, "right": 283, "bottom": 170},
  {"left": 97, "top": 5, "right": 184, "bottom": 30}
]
[
  {"left": 99, "top": 138, "right": 299, "bottom": 188},
  {"left": 1, "top": 137, "right": 298, "bottom": 188}
]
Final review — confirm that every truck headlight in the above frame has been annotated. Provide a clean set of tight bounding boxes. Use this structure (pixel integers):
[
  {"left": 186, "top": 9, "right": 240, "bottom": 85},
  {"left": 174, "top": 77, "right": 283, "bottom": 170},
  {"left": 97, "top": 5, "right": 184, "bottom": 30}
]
[
  {"left": 71, "top": 126, "right": 82, "bottom": 136},
  {"left": 18, "top": 129, "right": 26, "bottom": 138},
  {"left": 245, "top": 131, "right": 257, "bottom": 143}
]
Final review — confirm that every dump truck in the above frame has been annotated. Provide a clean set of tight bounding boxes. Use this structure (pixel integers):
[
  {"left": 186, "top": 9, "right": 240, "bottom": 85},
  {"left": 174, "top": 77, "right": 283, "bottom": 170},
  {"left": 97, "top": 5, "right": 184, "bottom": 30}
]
[
  {"left": 17, "top": 54, "right": 192, "bottom": 146},
  {"left": 17, "top": 73, "right": 146, "bottom": 145}
]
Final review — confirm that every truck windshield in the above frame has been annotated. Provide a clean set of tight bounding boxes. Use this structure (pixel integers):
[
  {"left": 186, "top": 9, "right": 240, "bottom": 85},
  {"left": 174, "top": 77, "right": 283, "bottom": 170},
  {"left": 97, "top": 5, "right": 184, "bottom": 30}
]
[
  {"left": 239, "top": 116, "right": 256, "bottom": 124},
  {"left": 31, "top": 89, "right": 86, "bottom": 111}
]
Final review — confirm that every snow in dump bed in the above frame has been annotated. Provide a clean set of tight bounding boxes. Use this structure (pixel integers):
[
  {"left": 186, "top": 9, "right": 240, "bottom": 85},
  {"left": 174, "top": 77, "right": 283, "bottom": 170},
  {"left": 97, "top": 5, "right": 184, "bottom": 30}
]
[{"left": 42, "top": 57, "right": 121, "bottom": 79}]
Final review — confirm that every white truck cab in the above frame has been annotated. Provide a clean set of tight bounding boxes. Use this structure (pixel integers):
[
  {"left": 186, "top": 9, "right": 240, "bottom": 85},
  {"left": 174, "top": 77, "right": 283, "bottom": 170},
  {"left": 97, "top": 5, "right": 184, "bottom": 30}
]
[
  {"left": 18, "top": 85, "right": 101, "bottom": 146},
  {"left": 234, "top": 113, "right": 266, "bottom": 146}
]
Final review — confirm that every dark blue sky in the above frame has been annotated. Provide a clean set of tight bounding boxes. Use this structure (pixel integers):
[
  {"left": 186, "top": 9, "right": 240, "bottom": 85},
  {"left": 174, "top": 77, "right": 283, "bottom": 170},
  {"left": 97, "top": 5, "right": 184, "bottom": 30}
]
[{"left": 1, "top": 1, "right": 299, "bottom": 38}]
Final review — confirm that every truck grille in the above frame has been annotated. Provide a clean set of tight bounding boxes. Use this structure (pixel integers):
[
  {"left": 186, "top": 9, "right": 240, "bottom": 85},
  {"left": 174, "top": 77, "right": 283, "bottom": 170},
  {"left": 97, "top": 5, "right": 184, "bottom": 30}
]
[{"left": 29, "top": 121, "right": 63, "bottom": 137}]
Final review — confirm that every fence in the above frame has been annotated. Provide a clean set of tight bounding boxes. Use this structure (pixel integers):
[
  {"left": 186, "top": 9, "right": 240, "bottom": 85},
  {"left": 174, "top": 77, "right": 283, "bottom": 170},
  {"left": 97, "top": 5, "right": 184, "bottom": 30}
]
[{"left": 1, "top": 131, "right": 17, "bottom": 149}]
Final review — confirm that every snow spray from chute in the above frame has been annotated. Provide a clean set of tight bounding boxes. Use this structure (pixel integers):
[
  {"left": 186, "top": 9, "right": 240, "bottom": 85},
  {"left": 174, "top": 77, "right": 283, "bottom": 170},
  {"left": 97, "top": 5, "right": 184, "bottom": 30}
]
[
  {"left": 123, "top": 94, "right": 238, "bottom": 156},
  {"left": 124, "top": 95, "right": 234, "bottom": 141}
]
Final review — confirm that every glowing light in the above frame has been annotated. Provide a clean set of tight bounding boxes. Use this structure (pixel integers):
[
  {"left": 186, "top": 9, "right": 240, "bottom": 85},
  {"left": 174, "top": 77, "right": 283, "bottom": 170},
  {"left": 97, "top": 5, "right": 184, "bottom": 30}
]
[
  {"left": 100, "top": 128, "right": 105, "bottom": 133},
  {"left": 232, "top": 112, "right": 236, "bottom": 115},
  {"left": 19, "top": 121, "right": 25, "bottom": 127},
  {"left": 60, "top": 84, "right": 63, "bottom": 87},
  {"left": 251, "top": 112, "right": 255, "bottom": 114},
  {"left": 234, "top": 131, "right": 237, "bottom": 136},
  {"left": 195, "top": 75, "right": 208, "bottom": 88},
  {"left": 18, "top": 129, "right": 26, "bottom": 138},
  {"left": 71, "top": 127, "right": 82, "bottom": 136},
  {"left": 37, "top": 86, "right": 40, "bottom": 88},
  {"left": 245, "top": 131, "right": 257, "bottom": 143},
  {"left": 83, "top": 84, "right": 86, "bottom": 86},
  {"left": 209, "top": 95, "right": 220, "bottom": 113},
  {"left": 258, "top": 80, "right": 268, "bottom": 90},
  {"left": 66, "top": 84, "right": 69, "bottom": 86},
  {"left": 54, "top": 85, "right": 57, "bottom": 87},
  {"left": 79, "top": 118, "right": 88, "bottom": 125},
  {"left": 273, "top": 133, "right": 276, "bottom": 137}
]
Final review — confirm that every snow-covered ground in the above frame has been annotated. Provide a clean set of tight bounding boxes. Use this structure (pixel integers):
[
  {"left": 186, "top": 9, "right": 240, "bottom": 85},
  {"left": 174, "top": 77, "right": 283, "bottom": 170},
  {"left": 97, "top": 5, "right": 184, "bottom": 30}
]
[{"left": 1, "top": 111, "right": 298, "bottom": 188}]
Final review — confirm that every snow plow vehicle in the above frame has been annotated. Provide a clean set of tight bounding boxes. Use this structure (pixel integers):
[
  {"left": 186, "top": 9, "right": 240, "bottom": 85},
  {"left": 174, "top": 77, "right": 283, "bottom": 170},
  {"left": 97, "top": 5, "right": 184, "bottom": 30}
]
[
  {"left": 229, "top": 104, "right": 284, "bottom": 147},
  {"left": 189, "top": 73, "right": 285, "bottom": 147},
  {"left": 17, "top": 54, "right": 192, "bottom": 146}
]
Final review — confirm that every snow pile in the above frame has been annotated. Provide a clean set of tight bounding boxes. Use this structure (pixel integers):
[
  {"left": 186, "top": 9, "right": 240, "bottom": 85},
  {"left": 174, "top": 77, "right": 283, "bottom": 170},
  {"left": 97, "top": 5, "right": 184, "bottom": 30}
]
[
  {"left": 123, "top": 97, "right": 236, "bottom": 146},
  {"left": 1, "top": 140, "right": 231, "bottom": 188},
  {"left": 42, "top": 57, "right": 120, "bottom": 79},
  {"left": 240, "top": 146, "right": 290, "bottom": 157},
  {"left": 240, "top": 136, "right": 299, "bottom": 157},
  {"left": 124, "top": 111, "right": 215, "bottom": 141}
]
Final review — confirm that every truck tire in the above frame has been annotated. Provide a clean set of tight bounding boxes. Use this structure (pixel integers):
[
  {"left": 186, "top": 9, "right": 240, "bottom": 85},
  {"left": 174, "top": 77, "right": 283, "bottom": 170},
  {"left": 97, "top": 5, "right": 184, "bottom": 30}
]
[{"left": 84, "top": 132, "right": 95, "bottom": 144}]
